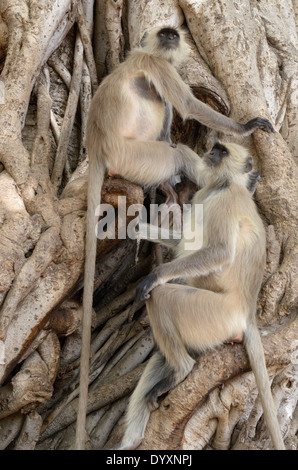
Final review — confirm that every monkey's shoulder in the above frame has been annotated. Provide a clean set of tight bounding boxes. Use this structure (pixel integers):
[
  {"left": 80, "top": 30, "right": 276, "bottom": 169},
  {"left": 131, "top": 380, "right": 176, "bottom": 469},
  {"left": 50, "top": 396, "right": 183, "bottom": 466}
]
[
  {"left": 192, "top": 183, "right": 234, "bottom": 205},
  {"left": 194, "top": 184, "right": 263, "bottom": 229}
]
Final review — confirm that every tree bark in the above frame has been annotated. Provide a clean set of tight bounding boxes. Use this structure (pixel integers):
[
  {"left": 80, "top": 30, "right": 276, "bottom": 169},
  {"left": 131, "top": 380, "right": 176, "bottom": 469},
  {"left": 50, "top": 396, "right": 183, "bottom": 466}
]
[{"left": 0, "top": 0, "right": 297, "bottom": 451}]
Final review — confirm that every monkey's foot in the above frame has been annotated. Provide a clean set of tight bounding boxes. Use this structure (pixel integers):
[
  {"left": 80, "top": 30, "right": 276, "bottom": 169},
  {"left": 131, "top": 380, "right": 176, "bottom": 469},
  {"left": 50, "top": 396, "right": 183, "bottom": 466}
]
[
  {"left": 147, "top": 395, "right": 160, "bottom": 411},
  {"left": 146, "top": 387, "right": 164, "bottom": 411}
]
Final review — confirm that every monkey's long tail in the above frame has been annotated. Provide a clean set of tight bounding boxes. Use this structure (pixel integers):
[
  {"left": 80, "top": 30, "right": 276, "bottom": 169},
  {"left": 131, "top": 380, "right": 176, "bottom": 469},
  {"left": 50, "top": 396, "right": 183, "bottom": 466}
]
[
  {"left": 244, "top": 323, "right": 285, "bottom": 450},
  {"left": 75, "top": 155, "right": 106, "bottom": 450},
  {"left": 120, "top": 352, "right": 173, "bottom": 450}
]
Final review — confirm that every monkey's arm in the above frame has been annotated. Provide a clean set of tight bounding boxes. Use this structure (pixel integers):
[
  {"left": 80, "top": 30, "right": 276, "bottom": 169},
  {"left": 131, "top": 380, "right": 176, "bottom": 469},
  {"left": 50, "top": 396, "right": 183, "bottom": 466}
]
[
  {"left": 139, "top": 223, "right": 181, "bottom": 249},
  {"left": 136, "top": 201, "right": 238, "bottom": 301},
  {"left": 136, "top": 241, "right": 235, "bottom": 301},
  {"left": 145, "top": 56, "right": 274, "bottom": 136},
  {"left": 185, "top": 99, "right": 273, "bottom": 137}
]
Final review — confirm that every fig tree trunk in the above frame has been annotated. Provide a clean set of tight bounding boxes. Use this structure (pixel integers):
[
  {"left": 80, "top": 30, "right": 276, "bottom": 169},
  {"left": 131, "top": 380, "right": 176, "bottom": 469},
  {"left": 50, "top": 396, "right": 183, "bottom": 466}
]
[{"left": 0, "top": 0, "right": 296, "bottom": 451}]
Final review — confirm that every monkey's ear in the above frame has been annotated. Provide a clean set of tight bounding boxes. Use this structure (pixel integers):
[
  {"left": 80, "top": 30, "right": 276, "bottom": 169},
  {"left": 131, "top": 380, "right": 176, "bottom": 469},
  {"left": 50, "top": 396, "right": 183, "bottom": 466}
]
[
  {"left": 247, "top": 171, "right": 260, "bottom": 194},
  {"left": 140, "top": 32, "right": 149, "bottom": 47},
  {"left": 244, "top": 156, "right": 253, "bottom": 173}
]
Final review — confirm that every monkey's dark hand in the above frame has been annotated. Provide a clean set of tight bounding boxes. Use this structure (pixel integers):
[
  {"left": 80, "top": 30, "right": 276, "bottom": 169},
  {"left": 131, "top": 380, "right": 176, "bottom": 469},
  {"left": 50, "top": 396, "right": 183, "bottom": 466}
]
[
  {"left": 244, "top": 117, "right": 274, "bottom": 134},
  {"left": 135, "top": 272, "right": 159, "bottom": 301}
]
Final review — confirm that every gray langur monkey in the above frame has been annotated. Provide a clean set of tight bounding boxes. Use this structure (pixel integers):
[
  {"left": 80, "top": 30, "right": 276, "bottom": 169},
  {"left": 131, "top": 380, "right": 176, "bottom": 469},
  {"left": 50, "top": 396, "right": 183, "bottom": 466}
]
[
  {"left": 119, "top": 142, "right": 285, "bottom": 451},
  {"left": 75, "top": 25, "right": 274, "bottom": 448}
]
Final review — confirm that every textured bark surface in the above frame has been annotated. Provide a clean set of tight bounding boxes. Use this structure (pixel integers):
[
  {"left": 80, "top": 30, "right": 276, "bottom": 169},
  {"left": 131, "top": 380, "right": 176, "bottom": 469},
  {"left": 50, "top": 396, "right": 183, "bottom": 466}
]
[{"left": 0, "top": 0, "right": 297, "bottom": 451}]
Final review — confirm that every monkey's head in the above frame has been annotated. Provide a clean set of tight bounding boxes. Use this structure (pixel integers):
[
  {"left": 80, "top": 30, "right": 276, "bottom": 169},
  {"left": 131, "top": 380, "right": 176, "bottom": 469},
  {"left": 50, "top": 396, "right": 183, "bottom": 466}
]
[
  {"left": 202, "top": 142, "right": 256, "bottom": 190},
  {"left": 141, "top": 26, "right": 189, "bottom": 66}
]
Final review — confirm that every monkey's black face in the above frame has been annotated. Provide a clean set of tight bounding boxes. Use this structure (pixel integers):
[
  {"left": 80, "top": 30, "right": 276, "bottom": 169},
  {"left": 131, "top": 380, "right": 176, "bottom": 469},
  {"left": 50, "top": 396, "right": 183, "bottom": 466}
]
[
  {"left": 158, "top": 28, "right": 180, "bottom": 50},
  {"left": 205, "top": 143, "right": 229, "bottom": 167}
]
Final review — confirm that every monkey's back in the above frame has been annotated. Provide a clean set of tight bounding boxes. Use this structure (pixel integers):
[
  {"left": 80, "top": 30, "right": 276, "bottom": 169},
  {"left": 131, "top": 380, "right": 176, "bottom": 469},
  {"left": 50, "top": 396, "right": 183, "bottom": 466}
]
[{"left": 87, "top": 51, "right": 168, "bottom": 146}]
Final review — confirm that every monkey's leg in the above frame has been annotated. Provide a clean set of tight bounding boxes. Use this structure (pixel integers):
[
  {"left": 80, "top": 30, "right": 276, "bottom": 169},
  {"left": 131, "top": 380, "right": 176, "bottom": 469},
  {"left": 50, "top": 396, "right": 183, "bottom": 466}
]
[
  {"left": 121, "top": 286, "right": 245, "bottom": 451},
  {"left": 147, "top": 284, "right": 247, "bottom": 363},
  {"left": 143, "top": 284, "right": 247, "bottom": 426},
  {"left": 158, "top": 181, "right": 179, "bottom": 206},
  {"left": 120, "top": 351, "right": 176, "bottom": 449},
  {"left": 146, "top": 285, "right": 198, "bottom": 384},
  {"left": 110, "top": 139, "right": 203, "bottom": 187}
]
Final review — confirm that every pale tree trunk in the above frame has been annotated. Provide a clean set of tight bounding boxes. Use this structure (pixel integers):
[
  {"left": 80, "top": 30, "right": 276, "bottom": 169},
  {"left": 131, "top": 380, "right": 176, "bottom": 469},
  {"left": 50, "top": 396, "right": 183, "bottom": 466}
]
[{"left": 0, "top": 0, "right": 297, "bottom": 451}]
